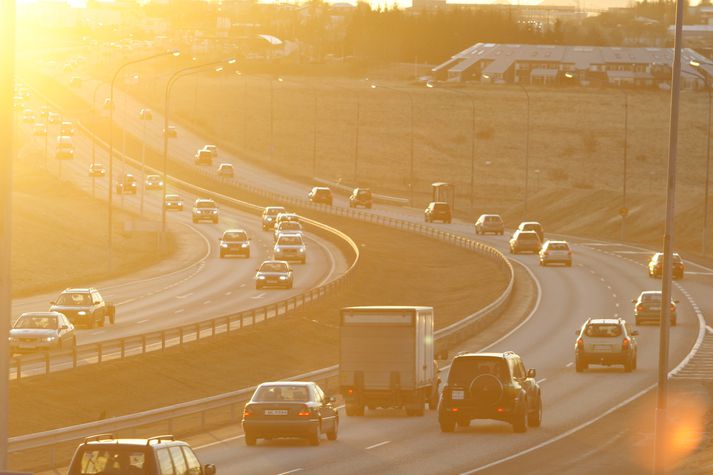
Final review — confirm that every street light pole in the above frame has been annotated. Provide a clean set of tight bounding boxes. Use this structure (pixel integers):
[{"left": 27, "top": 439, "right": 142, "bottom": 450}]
[
  {"left": 653, "top": 0, "right": 685, "bottom": 471},
  {"left": 312, "top": 89, "right": 318, "bottom": 179},
  {"left": 108, "top": 50, "right": 179, "bottom": 272},
  {"left": 622, "top": 91, "right": 629, "bottom": 242},
  {"left": 162, "top": 59, "right": 234, "bottom": 238},
  {"left": 518, "top": 83, "right": 531, "bottom": 217},
  {"left": 354, "top": 91, "right": 362, "bottom": 185},
  {"left": 0, "top": 0, "right": 15, "bottom": 468}
]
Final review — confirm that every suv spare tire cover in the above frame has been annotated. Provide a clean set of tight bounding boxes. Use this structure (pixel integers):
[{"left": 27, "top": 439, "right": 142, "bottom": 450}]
[{"left": 469, "top": 374, "right": 503, "bottom": 407}]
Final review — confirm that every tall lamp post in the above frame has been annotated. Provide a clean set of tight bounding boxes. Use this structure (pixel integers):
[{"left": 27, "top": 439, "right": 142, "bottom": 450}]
[
  {"left": 428, "top": 81, "right": 476, "bottom": 210},
  {"left": 269, "top": 76, "right": 283, "bottom": 162},
  {"left": 373, "top": 83, "right": 416, "bottom": 205},
  {"left": 162, "top": 59, "right": 235, "bottom": 238},
  {"left": 689, "top": 60, "right": 713, "bottom": 255},
  {"left": 0, "top": 0, "right": 15, "bottom": 468},
  {"left": 107, "top": 50, "right": 179, "bottom": 271},
  {"left": 622, "top": 91, "right": 629, "bottom": 242},
  {"left": 91, "top": 81, "right": 108, "bottom": 198}
]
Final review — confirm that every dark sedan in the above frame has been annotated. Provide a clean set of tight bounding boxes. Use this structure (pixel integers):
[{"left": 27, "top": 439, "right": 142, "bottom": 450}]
[{"left": 242, "top": 381, "right": 339, "bottom": 446}]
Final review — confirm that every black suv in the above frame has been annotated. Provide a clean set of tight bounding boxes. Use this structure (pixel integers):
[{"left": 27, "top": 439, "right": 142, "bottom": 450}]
[
  {"left": 425, "top": 202, "right": 451, "bottom": 223},
  {"left": 68, "top": 434, "right": 216, "bottom": 475},
  {"left": 438, "top": 352, "right": 542, "bottom": 433},
  {"left": 116, "top": 173, "right": 138, "bottom": 194},
  {"left": 308, "top": 186, "right": 333, "bottom": 206},
  {"left": 349, "top": 187, "right": 373, "bottom": 209},
  {"left": 49, "top": 288, "right": 115, "bottom": 329}
]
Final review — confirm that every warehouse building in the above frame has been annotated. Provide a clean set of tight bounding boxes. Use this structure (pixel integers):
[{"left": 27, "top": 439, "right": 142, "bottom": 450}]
[{"left": 432, "top": 43, "right": 713, "bottom": 89}]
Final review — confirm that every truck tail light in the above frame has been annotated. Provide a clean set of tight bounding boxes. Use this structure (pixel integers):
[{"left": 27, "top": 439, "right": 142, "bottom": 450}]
[
  {"left": 450, "top": 407, "right": 460, "bottom": 413},
  {"left": 346, "top": 388, "right": 354, "bottom": 396}
]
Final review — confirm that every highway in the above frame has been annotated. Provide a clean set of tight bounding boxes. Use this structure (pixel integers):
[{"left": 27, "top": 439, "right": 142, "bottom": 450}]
[
  {"left": 11, "top": 96, "right": 350, "bottom": 351},
  {"left": 26, "top": 56, "right": 712, "bottom": 474}
]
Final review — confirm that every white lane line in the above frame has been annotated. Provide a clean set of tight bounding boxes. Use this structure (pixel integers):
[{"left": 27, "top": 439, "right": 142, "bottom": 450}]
[
  {"left": 203, "top": 300, "right": 212, "bottom": 305},
  {"left": 600, "top": 277, "right": 606, "bottom": 282},
  {"left": 707, "top": 325, "right": 713, "bottom": 334},
  {"left": 240, "top": 284, "right": 246, "bottom": 288},
  {"left": 686, "top": 271, "right": 713, "bottom": 275},
  {"left": 174, "top": 309, "right": 185, "bottom": 314},
  {"left": 137, "top": 319, "right": 149, "bottom": 324},
  {"left": 365, "top": 440, "right": 391, "bottom": 450},
  {"left": 276, "top": 469, "right": 303, "bottom": 475},
  {"left": 612, "top": 294, "right": 617, "bottom": 299},
  {"left": 566, "top": 362, "right": 573, "bottom": 368},
  {"left": 225, "top": 291, "right": 232, "bottom": 296},
  {"left": 176, "top": 293, "right": 193, "bottom": 299},
  {"left": 251, "top": 293, "right": 266, "bottom": 299},
  {"left": 194, "top": 434, "right": 244, "bottom": 450},
  {"left": 536, "top": 378, "right": 547, "bottom": 384}
]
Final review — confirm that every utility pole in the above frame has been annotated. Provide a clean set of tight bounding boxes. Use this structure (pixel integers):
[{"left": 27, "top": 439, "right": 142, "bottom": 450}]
[{"left": 0, "top": 0, "right": 15, "bottom": 468}]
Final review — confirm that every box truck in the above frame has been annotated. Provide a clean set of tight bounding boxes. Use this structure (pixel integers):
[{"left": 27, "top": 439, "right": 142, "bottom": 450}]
[{"left": 339, "top": 306, "right": 439, "bottom": 417}]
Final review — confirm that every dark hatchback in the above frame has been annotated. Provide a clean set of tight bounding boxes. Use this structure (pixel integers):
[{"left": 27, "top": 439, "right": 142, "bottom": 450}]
[
  {"left": 242, "top": 381, "right": 339, "bottom": 446},
  {"left": 425, "top": 202, "right": 452, "bottom": 223}
]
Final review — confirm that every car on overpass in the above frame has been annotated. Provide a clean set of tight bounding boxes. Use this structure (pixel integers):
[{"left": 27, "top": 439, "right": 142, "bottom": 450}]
[
  {"left": 88, "top": 163, "right": 106, "bottom": 177},
  {"left": 438, "top": 351, "right": 542, "bottom": 433},
  {"left": 424, "top": 201, "right": 451, "bottom": 223},
  {"left": 144, "top": 174, "right": 163, "bottom": 190},
  {"left": 217, "top": 162, "right": 234, "bottom": 178},
  {"left": 242, "top": 381, "right": 338, "bottom": 446},
  {"left": 163, "top": 194, "right": 184, "bottom": 211},
  {"left": 116, "top": 173, "right": 138, "bottom": 194},
  {"left": 67, "top": 434, "right": 216, "bottom": 475},
  {"left": 349, "top": 187, "right": 373, "bottom": 209},
  {"left": 308, "top": 186, "right": 333, "bottom": 206},
  {"left": 575, "top": 318, "right": 638, "bottom": 372}
]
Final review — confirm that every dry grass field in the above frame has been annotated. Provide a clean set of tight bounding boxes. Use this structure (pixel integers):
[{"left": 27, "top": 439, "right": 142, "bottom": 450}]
[{"left": 11, "top": 148, "right": 173, "bottom": 297}]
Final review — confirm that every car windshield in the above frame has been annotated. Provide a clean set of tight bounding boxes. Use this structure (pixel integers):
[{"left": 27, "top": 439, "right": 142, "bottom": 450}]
[
  {"left": 584, "top": 324, "right": 622, "bottom": 338},
  {"left": 220, "top": 164, "right": 232, "bottom": 170},
  {"left": 278, "top": 236, "right": 303, "bottom": 245},
  {"left": 146, "top": 176, "right": 159, "bottom": 182},
  {"left": 357, "top": 190, "right": 371, "bottom": 197},
  {"left": 641, "top": 293, "right": 662, "bottom": 302},
  {"left": 523, "top": 224, "right": 541, "bottom": 231},
  {"left": 548, "top": 242, "right": 569, "bottom": 250},
  {"left": 253, "top": 385, "right": 311, "bottom": 402},
  {"left": 518, "top": 233, "right": 539, "bottom": 241},
  {"left": 432, "top": 204, "right": 448, "bottom": 211},
  {"left": 165, "top": 195, "right": 180, "bottom": 201},
  {"left": 315, "top": 189, "right": 330, "bottom": 195},
  {"left": 15, "top": 315, "right": 58, "bottom": 330},
  {"left": 259, "top": 262, "right": 288, "bottom": 272},
  {"left": 223, "top": 231, "right": 247, "bottom": 242},
  {"left": 196, "top": 201, "right": 215, "bottom": 208},
  {"left": 75, "top": 448, "right": 147, "bottom": 475},
  {"left": 485, "top": 216, "right": 501, "bottom": 222},
  {"left": 266, "top": 208, "right": 285, "bottom": 216},
  {"left": 56, "top": 293, "right": 91, "bottom": 306},
  {"left": 448, "top": 357, "right": 508, "bottom": 384},
  {"left": 279, "top": 222, "right": 302, "bottom": 231}
]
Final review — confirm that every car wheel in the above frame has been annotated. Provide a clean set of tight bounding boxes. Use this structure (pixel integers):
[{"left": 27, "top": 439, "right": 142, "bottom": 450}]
[
  {"left": 192, "top": 218, "right": 197, "bottom": 223},
  {"left": 327, "top": 419, "right": 338, "bottom": 441},
  {"left": 88, "top": 318, "right": 96, "bottom": 330},
  {"left": 512, "top": 404, "right": 528, "bottom": 433},
  {"left": 302, "top": 258, "right": 307, "bottom": 264},
  {"left": 633, "top": 356, "right": 637, "bottom": 370},
  {"left": 309, "top": 426, "right": 321, "bottom": 446},
  {"left": 528, "top": 395, "right": 542, "bottom": 427},
  {"left": 256, "top": 283, "right": 262, "bottom": 290},
  {"left": 575, "top": 358, "right": 586, "bottom": 373},
  {"left": 219, "top": 251, "right": 225, "bottom": 258},
  {"left": 97, "top": 314, "right": 105, "bottom": 327},
  {"left": 439, "top": 417, "right": 456, "bottom": 433},
  {"left": 244, "top": 433, "right": 257, "bottom": 446},
  {"left": 213, "top": 218, "right": 219, "bottom": 224}
]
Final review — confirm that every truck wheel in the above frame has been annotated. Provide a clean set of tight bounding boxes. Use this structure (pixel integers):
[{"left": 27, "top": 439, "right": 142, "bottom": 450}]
[
  {"left": 512, "top": 404, "right": 528, "bottom": 433},
  {"left": 528, "top": 395, "right": 542, "bottom": 427},
  {"left": 439, "top": 417, "right": 455, "bottom": 433}
]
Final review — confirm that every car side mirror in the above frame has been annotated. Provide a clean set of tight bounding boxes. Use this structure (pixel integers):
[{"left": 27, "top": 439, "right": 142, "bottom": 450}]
[
  {"left": 527, "top": 369, "right": 536, "bottom": 379},
  {"left": 631, "top": 330, "right": 639, "bottom": 336},
  {"left": 204, "top": 464, "right": 217, "bottom": 475}
]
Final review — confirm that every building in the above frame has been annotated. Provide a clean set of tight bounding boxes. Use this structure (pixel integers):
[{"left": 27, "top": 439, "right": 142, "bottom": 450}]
[{"left": 432, "top": 43, "right": 713, "bottom": 89}]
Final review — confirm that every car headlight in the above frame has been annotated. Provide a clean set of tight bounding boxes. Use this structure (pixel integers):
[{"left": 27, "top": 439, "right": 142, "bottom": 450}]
[
  {"left": 241, "top": 243, "right": 249, "bottom": 248},
  {"left": 78, "top": 311, "right": 87, "bottom": 316},
  {"left": 266, "top": 217, "right": 273, "bottom": 222},
  {"left": 212, "top": 210, "right": 218, "bottom": 214},
  {"left": 8, "top": 336, "right": 16, "bottom": 342},
  {"left": 258, "top": 275, "right": 266, "bottom": 280},
  {"left": 299, "top": 248, "right": 305, "bottom": 253},
  {"left": 131, "top": 183, "right": 136, "bottom": 187},
  {"left": 44, "top": 336, "right": 57, "bottom": 342},
  {"left": 279, "top": 276, "right": 287, "bottom": 280},
  {"left": 275, "top": 247, "right": 281, "bottom": 252},
  {"left": 220, "top": 243, "right": 228, "bottom": 248}
]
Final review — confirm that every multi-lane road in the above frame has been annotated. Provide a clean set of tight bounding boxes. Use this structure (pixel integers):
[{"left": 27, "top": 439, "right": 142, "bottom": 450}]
[{"left": 22, "top": 57, "right": 713, "bottom": 474}]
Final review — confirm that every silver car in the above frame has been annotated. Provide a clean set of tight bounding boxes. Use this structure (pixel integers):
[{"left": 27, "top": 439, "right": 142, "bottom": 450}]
[
  {"left": 274, "top": 221, "right": 304, "bottom": 242},
  {"left": 262, "top": 206, "right": 286, "bottom": 230},
  {"left": 475, "top": 214, "right": 504, "bottom": 235},
  {"left": 274, "top": 233, "right": 307, "bottom": 264},
  {"left": 574, "top": 318, "right": 638, "bottom": 373},
  {"left": 9, "top": 312, "right": 77, "bottom": 354},
  {"left": 539, "top": 240, "right": 572, "bottom": 267}
]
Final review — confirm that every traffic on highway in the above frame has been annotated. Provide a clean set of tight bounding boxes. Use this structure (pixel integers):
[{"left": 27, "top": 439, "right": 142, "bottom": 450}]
[{"left": 2, "top": 13, "right": 713, "bottom": 475}]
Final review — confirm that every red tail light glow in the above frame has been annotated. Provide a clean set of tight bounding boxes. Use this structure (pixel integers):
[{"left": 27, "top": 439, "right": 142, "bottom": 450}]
[
  {"left": 450, "top": 407, "right": 460, "bottom": 412},
  {"left": 622, "top": 338, "right": 630, "bottom": 350},
  {"left": 347, "top": 388, "right": 353, "bottom": 396},
  {"left": 243, "top": 409, "right": 253, "bottom": 418},
  {"left": 636, "top": 304, "right": 644, "bottom": 312},
  {"left": 577, "top": 338, "right": 584, "bottom": 350},
  {"left": 298, "top": 406, "right": 311, "bottom": 417}
]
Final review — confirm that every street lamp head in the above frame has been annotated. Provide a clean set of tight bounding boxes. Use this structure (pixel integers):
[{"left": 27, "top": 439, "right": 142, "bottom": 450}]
[
  {"left": 215, "top": 67, "right": 224, "bottom": 73},
  {"left": 690, "top": 60, "right": 701, "bottom": 68}
]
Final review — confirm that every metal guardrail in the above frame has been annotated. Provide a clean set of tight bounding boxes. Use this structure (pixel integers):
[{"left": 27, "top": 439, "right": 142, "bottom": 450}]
[{"left": 8, "top": 88, "right": 515, "bottom": 469}]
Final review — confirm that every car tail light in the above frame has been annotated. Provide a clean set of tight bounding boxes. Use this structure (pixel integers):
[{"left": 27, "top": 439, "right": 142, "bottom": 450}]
[
  {"left": 622, "top": 338, "right": 630, "bottom": 350},
  {"left": 346, "top": 388, "right": 354, "bottom": 396},
  {"left": 242, "top": 408, "right": 253, "bottom": 418},
  {"left": 450, "top": 407, "right": 460, "bottom": 413},
  {"left": 577, "top": 338, "right": 583, "bottom": 350},
  {"left": 297, "top": 406, "right": 311, "bottom": 417},
  {"left": 636, "top": 304, "right": 644, "bottom": 312},
  {"left": 496, "top": 407, "right": 505, "bottom": 413}
]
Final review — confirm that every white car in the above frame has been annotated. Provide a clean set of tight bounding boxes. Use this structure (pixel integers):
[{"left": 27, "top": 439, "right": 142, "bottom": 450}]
[
  {"left": 217, "top": 163, "right": 234, "bottom": 177},
  {"left": 204, "top": 144, "right": 218, "bottom": 157},
  {"left": 274, "top": 221, "right": 303, "bottom": 242},
  {"left": 262, "top": 206, "right": 286, "bottom": 230},
  {"left": 274, "top": 233, "right": 307, "bottom": 264},
  {"left": 539, "top": 240, "right": 572, "bottom": 267}
]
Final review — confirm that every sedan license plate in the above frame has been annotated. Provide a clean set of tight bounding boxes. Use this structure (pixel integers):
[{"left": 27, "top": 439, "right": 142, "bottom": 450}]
[
  {"left": 594, "top": 345, "right": 611, "bottom": 352},
  {"left": 264, "top": 409, "right": 288, "bottom": 416}
]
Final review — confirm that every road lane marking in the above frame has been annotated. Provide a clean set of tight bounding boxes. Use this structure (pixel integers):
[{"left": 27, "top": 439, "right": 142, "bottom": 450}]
[
  {"left": 203, "top": 300, "right": 211, "bottom": 305},
  {"left": 176, "top": 293, "right": 193, "bottom": 299},
  {"left": 137, "top": 319, "right": 149, "bottom": 324},
  {"left": 707, "top": 325, "right": 713, "bottom": 334},
  {"left": 686, "top": 271, "right": 713, "bottom": 275},
  {"left": 365, "top": 441, "right": 391, "bottom": 450},
  {"left": 225, "top": 291, "right": 232, "bottom": 296},
  {"left": 251, "top": 293, "right": 266, "bottom": 299},
  {"left": 174, "top": 309, "right": 185, "bottom": 314},
  {"left": 536, "top": 378, "right": 547, "bottom": 384},
  {"left": 194, "top": 434, "right": 244, "bottom": 450},
  {"left": 240, "top": 284, "right": 246, "bottom": 288},
  {"left": 566, "top": 362, "right": 573, "bottom": 368},
  {"left": 276, "top": 469, "right": 303, "bottom": 475}
]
